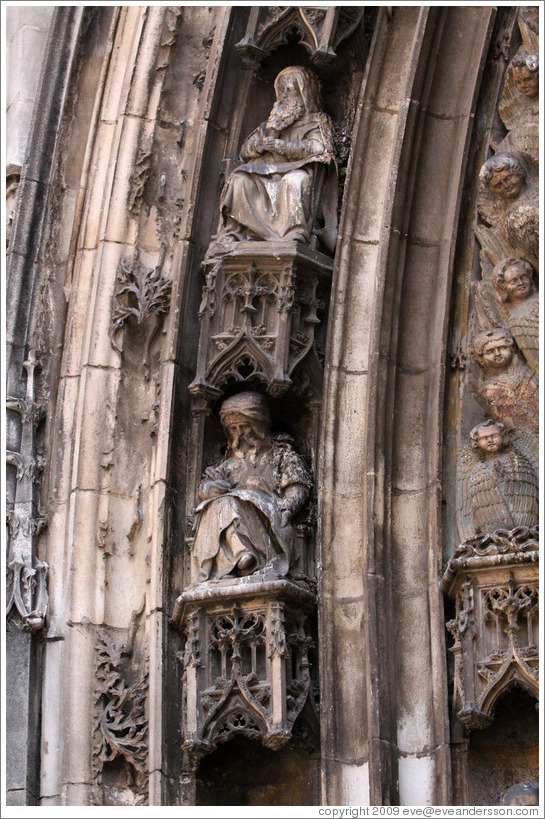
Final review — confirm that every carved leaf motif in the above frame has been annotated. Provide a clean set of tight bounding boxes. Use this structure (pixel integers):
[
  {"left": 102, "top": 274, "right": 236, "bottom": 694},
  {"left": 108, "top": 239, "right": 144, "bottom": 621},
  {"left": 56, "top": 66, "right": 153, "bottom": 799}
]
[
  {"left": 111, "top": 259, "right": 172, "bottom": 352},
  {"left": 93, "top": 631, "right": 149, "bottom": 802}
]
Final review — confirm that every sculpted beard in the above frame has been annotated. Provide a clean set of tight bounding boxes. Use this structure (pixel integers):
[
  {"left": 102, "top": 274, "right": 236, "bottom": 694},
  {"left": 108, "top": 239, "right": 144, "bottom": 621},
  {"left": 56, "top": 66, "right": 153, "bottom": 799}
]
[
  {"left": 267, "top": 97, "right": 305, "bottom": 132},
  {"left": 229, "top": 426, "right": 263, "bottom": 459}
]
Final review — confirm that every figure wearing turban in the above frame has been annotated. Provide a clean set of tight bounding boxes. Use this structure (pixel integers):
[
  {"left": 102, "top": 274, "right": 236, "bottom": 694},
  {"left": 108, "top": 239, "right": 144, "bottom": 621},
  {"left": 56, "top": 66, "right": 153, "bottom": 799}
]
[
  {"left": 207, "top": 66, "right": 338, "bottom": 257},
  {"left": 191, "top": 392, "right": 312, "bottom": 582}
]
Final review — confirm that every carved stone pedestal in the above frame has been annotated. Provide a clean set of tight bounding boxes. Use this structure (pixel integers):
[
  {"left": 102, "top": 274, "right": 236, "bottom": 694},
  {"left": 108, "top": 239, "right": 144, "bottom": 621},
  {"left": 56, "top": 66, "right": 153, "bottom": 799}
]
[
  {"left": 171, "top": 575, "right": 319, "bottom": 800},
  {"left": 190, "top": 241, "right": 333, "bottom": 401},
  {"left": 441, "top": 527, "right": 539, "bottom": 731}
]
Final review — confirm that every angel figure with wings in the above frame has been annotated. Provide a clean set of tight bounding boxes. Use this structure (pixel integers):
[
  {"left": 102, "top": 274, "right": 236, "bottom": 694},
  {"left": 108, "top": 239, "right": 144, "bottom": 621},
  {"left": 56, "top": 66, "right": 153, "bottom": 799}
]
[
  {"left": 472, "top": 257, "right": 538, "bottom": 376},
  {"left": 470, "top": 327, "right": 538, "bottom": 433},
  {"left": 456, "top": 420, "right": 538, "bottom": 543},
  {"left": 475, "top": 152, "right": 538, "bottom": 271},
  {"left": 497, "top": 54, "right": 539, "bottom": 160}
]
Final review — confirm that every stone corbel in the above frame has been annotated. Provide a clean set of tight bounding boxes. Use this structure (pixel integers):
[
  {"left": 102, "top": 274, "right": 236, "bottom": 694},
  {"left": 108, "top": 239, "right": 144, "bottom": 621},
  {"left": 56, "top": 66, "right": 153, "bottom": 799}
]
[{"left": 442, "top": 529, "right": 539, "bottom": 731}]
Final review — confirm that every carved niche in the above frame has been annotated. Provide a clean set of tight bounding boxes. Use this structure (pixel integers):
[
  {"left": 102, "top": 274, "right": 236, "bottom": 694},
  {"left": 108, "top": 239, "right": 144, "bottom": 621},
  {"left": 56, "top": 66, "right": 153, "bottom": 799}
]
[
  {"left": 235, "top": 6, "right": 365, "bottom": 68},
  {"left": 172, "top": 389, "right": 319, "bottom": 774},
  {"left": 442, "top": 528, "right": 538, "bottom": 731},
  {"left": 170, "top": 52, "right": 353, "bottom": 795}
]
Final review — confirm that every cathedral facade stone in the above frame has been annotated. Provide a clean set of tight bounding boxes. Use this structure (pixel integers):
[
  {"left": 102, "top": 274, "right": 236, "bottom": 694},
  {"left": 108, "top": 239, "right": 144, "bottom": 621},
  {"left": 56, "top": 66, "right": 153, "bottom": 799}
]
[{"left": 5, "top": 5, "right": 540, "bottom": 808}]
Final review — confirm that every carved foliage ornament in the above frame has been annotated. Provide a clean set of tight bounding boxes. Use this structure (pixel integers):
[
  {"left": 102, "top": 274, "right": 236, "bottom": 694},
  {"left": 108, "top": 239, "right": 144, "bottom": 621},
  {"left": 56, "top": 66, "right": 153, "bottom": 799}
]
[
  {"left": 92, "top": 629, "right": 149, "bottom": 805},
  {"left": 111, "top": 257, "right": 172, "bottom": 358}
]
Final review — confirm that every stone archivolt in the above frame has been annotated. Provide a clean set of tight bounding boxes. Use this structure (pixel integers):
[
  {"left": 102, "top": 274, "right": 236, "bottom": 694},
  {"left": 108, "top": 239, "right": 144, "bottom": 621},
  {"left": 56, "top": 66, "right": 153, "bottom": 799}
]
[{"left": 446, "top": 4, "right": 539, "bottom": 754}]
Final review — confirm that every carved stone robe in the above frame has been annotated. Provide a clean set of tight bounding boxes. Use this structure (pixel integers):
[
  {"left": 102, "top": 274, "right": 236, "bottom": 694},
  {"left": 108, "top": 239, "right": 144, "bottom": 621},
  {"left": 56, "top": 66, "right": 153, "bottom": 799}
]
[
  {"left": 218, "top": 112, "right": 338, "bottom": 252},
  {"left": 192, "top": 441, "right": 311, "bottom": 582}
]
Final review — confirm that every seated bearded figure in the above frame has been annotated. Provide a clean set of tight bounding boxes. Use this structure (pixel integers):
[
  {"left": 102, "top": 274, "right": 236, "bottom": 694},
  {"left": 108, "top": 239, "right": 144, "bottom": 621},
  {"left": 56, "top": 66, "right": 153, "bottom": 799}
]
[
  {"left": 207, "top": 66, "right": 338, "bottom": 257},
  {"left": 191, "top": 392, "right": 312, "bottom": 583}
]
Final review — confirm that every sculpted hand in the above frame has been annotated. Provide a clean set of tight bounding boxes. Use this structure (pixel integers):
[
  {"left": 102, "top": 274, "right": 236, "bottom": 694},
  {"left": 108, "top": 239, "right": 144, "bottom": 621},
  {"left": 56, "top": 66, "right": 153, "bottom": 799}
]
[
  {"left": 199, "top": 479, "right": 232, "bottom": 500},
  {"left": 262, "top": 137, "right": 286, "bottom": 153},
  {"left": 280, "top": 508, "right": 292, "bottom": 528}
]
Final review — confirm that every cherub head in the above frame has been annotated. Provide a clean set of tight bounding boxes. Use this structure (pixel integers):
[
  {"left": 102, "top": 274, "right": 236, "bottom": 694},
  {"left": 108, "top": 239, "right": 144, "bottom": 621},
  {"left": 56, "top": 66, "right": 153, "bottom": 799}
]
[
  {"left": 491, "top": 257, "right": 536, "bottom": 304},
  {"left": 470, "top": 419, "right": 509, "bottom": 456},
  {"left": 473, "top": 328, "right": 515, "bottom": 372},
  {"left": 479, "top": 153, "right": 526, "bottom": 201},
  {"left": 509, "top": 54, "right": 539, "bottom": 99}
]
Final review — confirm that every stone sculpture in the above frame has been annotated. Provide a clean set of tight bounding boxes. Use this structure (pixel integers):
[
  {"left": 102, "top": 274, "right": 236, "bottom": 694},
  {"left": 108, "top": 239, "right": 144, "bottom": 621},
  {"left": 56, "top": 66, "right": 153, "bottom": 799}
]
[
  {"left": 207, "top": 65, "right": 338, "bottom": 257},
  {"left": 470, "top": 327, "right": 538, "bottom": 432},
  {"left": 497, "top": 55, "right": 539, "bottom": 160},
  {"left": 501, "top": 781, "right": 539, "bottom": 806},
  {"left": 476, "top": 153, "right": 538, "bottom": 269},
  {"left": 456, "top": 420, "right": 538, "bottom": 542},
  {"left": 490, "top": 258, "right": 539, "bottom": 374},
  {"left": 472, "top": 257, "right": 539, "bottom": 375},
  {"left": 191, "top": 391, "right": 312, "bottom": 582}
]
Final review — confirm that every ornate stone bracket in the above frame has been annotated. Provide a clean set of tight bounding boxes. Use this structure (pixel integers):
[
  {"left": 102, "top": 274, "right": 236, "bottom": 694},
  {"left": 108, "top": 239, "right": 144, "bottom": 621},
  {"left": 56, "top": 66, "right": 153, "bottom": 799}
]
[
  {"left": 189, "top": 242, "right": 331, "bottom": 402},
  {"left": 441, "top": 528, "right": 539, "bottom": 731},
  {"left": 235, "top": 7, "right": 365, "bottom": 68},
  {"left": 171, "top": 576, "right": 319, "bottom": 767}
]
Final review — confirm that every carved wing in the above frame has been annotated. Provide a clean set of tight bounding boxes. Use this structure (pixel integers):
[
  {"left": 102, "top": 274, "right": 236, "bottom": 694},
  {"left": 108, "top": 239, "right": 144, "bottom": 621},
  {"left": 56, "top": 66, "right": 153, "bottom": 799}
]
[
  {"left": 474, "top": 224, "right": 513, "bottom": 273},
  {"left": 456, "top": 445, "right": 480, "bottom": 542},
  {"left": 498, "top": 71, "right": 538, "bottom": 132},
  {"left": 472, "top": 280, "right": 503, "bottom": 331},
  {"left": 504, "top": 189, "right": 539, "bottom": 270},
  {"left": 476, "top": 183, "right": 506, "bottom": 230},
  {"left": 469, "top": 361, "right": 539, "bottom": 432},
  {"left": 510, "top": 428, "right": 539, "bottom": 476},
  {"left": 497, "top": 451, "right": 539, "bottom": 528},
  {"left": 506, "top": 301, "right": 539, "bottom": 375},
  {"left": 497, "top": 123, "right": 539, "bottom": 163},
  {"left": 469, "top": 458, "right": 516, "bottom": 534}
]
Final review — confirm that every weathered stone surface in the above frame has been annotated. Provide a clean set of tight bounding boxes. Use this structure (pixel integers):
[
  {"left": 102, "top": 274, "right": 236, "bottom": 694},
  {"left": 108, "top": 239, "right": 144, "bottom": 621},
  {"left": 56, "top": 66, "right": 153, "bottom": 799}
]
[{"left": 5, "top": 4, "right": 538, "bottom": 810}]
